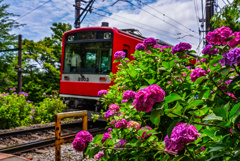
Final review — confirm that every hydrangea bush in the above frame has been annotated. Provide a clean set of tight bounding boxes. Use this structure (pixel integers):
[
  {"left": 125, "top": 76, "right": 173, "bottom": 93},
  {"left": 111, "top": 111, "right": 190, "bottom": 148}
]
[
  {"left": 0, "top": 89, "right": 66, "bottom": 129},
  {"left": 73, "top": 26, "right": 240, "bottom": 160}
]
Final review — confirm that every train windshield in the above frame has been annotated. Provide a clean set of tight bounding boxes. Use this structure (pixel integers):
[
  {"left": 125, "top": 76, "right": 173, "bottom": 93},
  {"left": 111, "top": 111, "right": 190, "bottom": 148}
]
[{"left": 63, "top": 41, "right": 112, "bottom": 74}]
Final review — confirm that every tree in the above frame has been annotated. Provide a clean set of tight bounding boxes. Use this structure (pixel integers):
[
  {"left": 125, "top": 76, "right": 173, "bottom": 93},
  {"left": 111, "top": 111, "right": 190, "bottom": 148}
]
[{"left": 211, "top": 0, "right": 240, "bottom": 32}]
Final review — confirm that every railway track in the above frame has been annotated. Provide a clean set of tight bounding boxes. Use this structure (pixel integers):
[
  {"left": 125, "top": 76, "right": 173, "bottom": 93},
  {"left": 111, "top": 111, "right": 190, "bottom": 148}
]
[{"left": 0, "top": 119, "right": 106, "bottom": 154}]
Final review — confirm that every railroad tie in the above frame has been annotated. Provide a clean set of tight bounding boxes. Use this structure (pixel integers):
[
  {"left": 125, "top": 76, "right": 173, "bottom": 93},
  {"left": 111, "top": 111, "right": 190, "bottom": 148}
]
[{"left": 11, "top": 137, "right": 27, "bottom": 144}]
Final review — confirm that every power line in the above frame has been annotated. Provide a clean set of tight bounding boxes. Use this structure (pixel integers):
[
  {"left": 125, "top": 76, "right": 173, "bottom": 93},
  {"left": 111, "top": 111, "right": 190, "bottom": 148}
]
[
  {"left": 93, "top": 7, "right": 178, "bottom": 37},
  {"left": 116, "top": 0, "right": 199, "bottom": 39},
  {"left": 222, "top": 0, "right": 227, "bottom": 5},
  {"left": 141, "top": 2, "right": 199, "bottom": 35},
  {"left": 15, "top": 0, "right": 52, "bottom": 21}
]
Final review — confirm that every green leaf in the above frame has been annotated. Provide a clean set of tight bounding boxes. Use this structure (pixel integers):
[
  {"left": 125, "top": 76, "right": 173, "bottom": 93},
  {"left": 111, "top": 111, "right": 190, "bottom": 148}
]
[
  {"left": 195, "top": 76, "right": 207, "bottom": 84},
  {"left": 164, "top": 93, "right": 182, "bottom": 104},
  {"left": 213, "top": 107, "right": 227, "bottom": 119},
  {"left": 229, "top": 102, "right": 240, "bottom": 123},
  {"left": 201, "top": 129, "right": 214, "bottom": 139},
  {"left": 147, "top": 78, "right": 156, "bottom": 85},
  {"left": 209, "top": 55, "right": 223, "bottom": 66},
  {"left": 167, "top": 120, "right": 179, "bottom": 138},
  {"left": 209, "top": 146, "right": 225, "bottom": 152},
  {"left": 162, "top": 62, "right": 170, "bottom": 69},
  {"left": 165, "top": 102, "right": 183, "bottom": 117},
  {"left": 89, "top": 146, "right": 100, "bottom": 158},
  {"left": 150, "top": 109, "right": 162, "bottom": 126},
  {"left": 203, "top": 113, "right": 223, "bottom": 121},
  {"left": 221, "top": 67, "right": 230, "bottom": 76},
  {"left": 186, "top": 100, "right": 204, "bottom": 109}
]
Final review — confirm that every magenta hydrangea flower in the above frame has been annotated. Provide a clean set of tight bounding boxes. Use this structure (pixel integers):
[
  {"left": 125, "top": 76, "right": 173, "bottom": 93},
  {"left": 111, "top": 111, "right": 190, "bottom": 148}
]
[
  {"left": 143, "top": 37, "right": 157, "bottom": 47},
  {"left": 97, "top": 90, "right": 108, "bottom": 96},
  {"left": 27, "top": 101, "right": 31, "bottom": 103},
  {"left": 111, "top": 120, "right": 115, "bottom": 125},
  {"left": 153, "top": 45, "right": 161, "bottom": 49},
  {"left": 229, "top": 32, "right": 240, "bottom": 48},
  {"left": 190, "top": 68, "right": 207, "bottom": 82},
  {"left": 94, "top": 151, "right": 104, "bottom": 160},
  {"left": 107, "top": 128, "right": 112, "bottom": 132},
  {"left": 115, "top": 119, "right": 128, "bottom": 129},
  {"left": 133, "top": 84, "right": 165, "bottom": 112},
  {"left": 13, "top": 92, "right": 17, "bottom": 94},
  {"left": 109, "top": 104, "right": 120, "bottom": 112},
  {"left": 206, "top": 26, "right": 232, "bottom": 45},
  {"left": 123, "top": 90, "right": 136, "bottom": 100},
  {"left": 104, "top": 110, "right": 116, "bottom": 118},
  {"left": 171, "top": 42, "right": 192, "bottom": 54},
  {"left": 127, "top": 120, "right": 141, "bottom": 130},
  {"left": 225, "top": 80, "right": 232, "bottom": 85},
  {"left": 30, "top": 116, "right": 33, "bottom": 119},
  {"left": 201, "top": 58, "right": 207, "bottom": 62},
  {"left": 72, "top": 137, "right": 86, "bottom": 152},
  {"left": 115, "top": 139, "right": 127, "bottom": 147},
  {"left": 114, "top": 51, "right": 126, "bottom": 59},
  {"left": 137, "top": 126, "right": 152, "bottom": 140},
  {"left": 75, "top": 131, "right": 93, "bottom": 143},
  {"left": 219, "top": 48, "right": 240, "bottom": 66},
  {"left": 43, "top": 93, "right": 46, "bottom": 95},
  {"left": 202, "top": 45, "right": 219, "bottom": 55},
  {"left": 102, "top": 132, "right": 111, "bottom": 144},
  {"left": 186, "top": 66, "right": 191, "bottom": 70},
  {"left": 122, "top": 99, "right": 128, "bottom": 103},
  {"left": 164, "top": 122, "right": 200, "bottom": 152},
  {"left": 135, "top": 43, "right": 145, "bottom": 50},
  {"left": 161, "top": 45, "right": 170, "bottom": 52}
]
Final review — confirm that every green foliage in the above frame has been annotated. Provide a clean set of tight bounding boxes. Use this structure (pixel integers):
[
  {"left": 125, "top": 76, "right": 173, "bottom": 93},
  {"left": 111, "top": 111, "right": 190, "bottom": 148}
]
[{"left": 0, "top": 89, "right": 66, "bottom": 129}]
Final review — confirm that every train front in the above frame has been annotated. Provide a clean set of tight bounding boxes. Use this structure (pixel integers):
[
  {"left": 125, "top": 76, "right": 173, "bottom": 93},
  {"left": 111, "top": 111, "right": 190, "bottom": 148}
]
[{"left": 59, "top": 27, "right": 113, "bottom": 104}]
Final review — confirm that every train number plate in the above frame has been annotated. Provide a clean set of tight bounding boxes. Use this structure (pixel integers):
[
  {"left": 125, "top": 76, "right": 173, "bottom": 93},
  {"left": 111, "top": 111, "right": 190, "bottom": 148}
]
[{"left": 78, "top": 77, "right": 89, "bottom": 82}]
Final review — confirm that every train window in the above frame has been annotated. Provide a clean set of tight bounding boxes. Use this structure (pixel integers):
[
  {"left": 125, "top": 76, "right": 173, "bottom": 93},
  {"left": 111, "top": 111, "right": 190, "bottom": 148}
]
[
  {"left": 123, "top": 44, "right": 130, "bottom": 58},
  {"left": 63, "top": 41, "right": 112, "bottom": 74}
]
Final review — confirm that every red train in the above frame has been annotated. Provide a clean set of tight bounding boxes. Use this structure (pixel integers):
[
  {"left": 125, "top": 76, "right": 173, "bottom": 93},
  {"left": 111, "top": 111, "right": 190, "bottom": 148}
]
[{"left": 59, "top": 23, "right": 173, "bottom": 108}]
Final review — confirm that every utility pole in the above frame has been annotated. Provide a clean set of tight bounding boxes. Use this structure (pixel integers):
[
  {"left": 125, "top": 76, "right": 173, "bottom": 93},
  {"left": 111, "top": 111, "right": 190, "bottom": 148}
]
[
  {"left": 74, "top": 0, "right": 81, "bottom": 28},
  {"left": 206, "top": 0, "right": 215, "bottom": 33},
  {"left": 17, "top": 35, "right": 22, "bottom": 93}
]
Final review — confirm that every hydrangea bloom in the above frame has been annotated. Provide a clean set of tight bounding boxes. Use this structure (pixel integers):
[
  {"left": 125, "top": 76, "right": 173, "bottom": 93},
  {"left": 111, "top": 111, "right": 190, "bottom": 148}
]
[
  {"left": 164, "top": 122, "right": 200, "bottom": 152},
  {"left": 94, "top": 151, "right": 104, "bottom": 160},
  {"left": 137, "top": 126, "right": 152, "bottom": 140},
  {"left": 135, "top": 43, "right": 145, "bottom": 50},
  {"left": 225, "top": 80, "right": 232, "bottom": 85},
  {"left": 107, "top": 128, "right": 112, "bottom": 132},
  {"left": 153, "top": 45, "right": 161, "bottom": 49},
  {"left": 75, "top": 131, "right": 93, "bottom": 143},
  {"left": 123, "top": 90, "right": 136, "bottom": 100},
  {"left": 111, "top": 120, "right": 115, "bottom": 125},
  {"left": 219, "top": 48, "right": 240, "bottom": 66},
  {"left": 121, "top": 99, "right": 128, "bottom": 103},
  {"left": 161, "top": 45, "right": 170, "bottom": 52},
  {"left": 115, "top": 139, "right": 127, "bottom": 147},
  {"left": 229, "top": 32, "right": 240, "bottom": 48},
  {"left": 104, "top": 110, "right": 116, "bottom": 118},
  {"left": 127, "top": 120, "right": 141, "bottom": 130},
  {"left": 206, "top": 26, "right": 232, "bottom": 45},
  {"left": 202, "top": 45, "right": 219, "bottom": 55},
  {"left": 171, "top": 42, "right": 191, "bottom": 54},
  {"left": 114, "top": 51, "right": 126, "bottom": 59},
  {"left": 143, "top": 37, "right": 157, "bottom": 46},
  {"left": 115, "top": 119, "right": 128, "bottom": 128},
  {"left": 72, "top": 137, "right": 86, "bottom": 152},
  {"left": 102, "top": 132, "right": 111, "bottom": 144},
  {"left": 109, "top": 104, "right": 120, "bottom": 112},
  {"left": 190, "top": 67, "right": 207, "bottom": 82},
  {"left": 133, "top": 84, "right": 165, "bottom": 112},
  {"left": 97, "top": 90, "right": 108, "bottom": 96}
]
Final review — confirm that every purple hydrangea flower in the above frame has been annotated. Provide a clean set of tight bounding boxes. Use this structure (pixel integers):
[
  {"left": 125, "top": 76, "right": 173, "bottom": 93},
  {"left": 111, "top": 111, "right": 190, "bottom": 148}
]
[
  {"left": 24, "top": 93, "right": 28, "bottom": 97},
  {"left": 94, "top": 151, "right": 104, "bottom": 160},
  {"left": 109, "top": 104, "right": 120, "bottom": 112},
  {"left": 219, "top": 48, "right": 240, "bottom": 66},
  {"left": 135, "top": 43, "right": 145, "bottom": 50},
  {"left": 115, "top": 119, "right": 128, "bottom": 129},
  {"left": 104, "top": 110, "right": 116, "bottom": 118},
  {"left": 202, "top": 45, "right": 219, "bottom": 55},
  {"left": 97, "top": 90, "right": 108, "bottom": 96},
  {"left": 13, "top": 92, "right": 17, "bottom": 94},
  {"left": 153, "top": 45, "right": 161, "bottom": 49},
  {"left": 114, "top": 51, "right": 126, "bottom": 59},
  {"left": 123, "top": 90, "right": 136, "bottom": 100},
  {"left": 143, "top": 37, "right": 157, "bottom": 47},
  {"left": 30, "top": 116, "right": 33, "bottom": 119},
  {"left": 75, "top": 131, "right": 93, "bottom": 143},
  {"left": 127, "top": 120, "right": 141, "bottom": 130},
  {"left": 115, "top": 139, "right": 127, "bottom": 147},
  {"left": 72, "top": 137, "right": 86, "bottom": 152},
  {"left": 27, "top": 101, "right": 31, "bottom": 103},
  {"left": 229, "top": 32, "right": 240, "bottom": 48},
  {"left": 225, "top": 80, "right": 232, "bottom": 85},
  {"left": 171, "top": 42, "right": 192, "bottom": 54},
  {"left": 12, "top": 87, "right": 16, "bottom": 90},
  {"left": 43, "top": 93, "right": 46, "bottom": 95},
  {"left": 190, "top": 68, "right": 207, "bottom": 82},
  {"left": 164, "top": 122, "right": 200, "bottom": 152},
  {"left": 102, "top": 132, "right": 111, "bottom": 144},
  {"left": 133, "top": 84, "right": 165, "bottom": 112},
  {"left": 9, "top": 88, "right": 12, "bottom": 91},
  {"left": 137, "top": 126, "right": 152, "bottom": 140}
]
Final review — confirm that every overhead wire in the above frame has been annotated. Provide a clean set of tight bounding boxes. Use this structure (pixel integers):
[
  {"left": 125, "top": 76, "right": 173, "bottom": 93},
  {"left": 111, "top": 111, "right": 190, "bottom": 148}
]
[{"left": 15, "top": 0, "right": 52, "bottom": 21}]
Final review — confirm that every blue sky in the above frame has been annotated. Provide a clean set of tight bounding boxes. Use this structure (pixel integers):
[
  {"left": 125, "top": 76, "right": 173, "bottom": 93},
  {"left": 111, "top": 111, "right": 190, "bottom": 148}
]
[{"left": 4, "top": 0, "right": 231, "bottom": 54}]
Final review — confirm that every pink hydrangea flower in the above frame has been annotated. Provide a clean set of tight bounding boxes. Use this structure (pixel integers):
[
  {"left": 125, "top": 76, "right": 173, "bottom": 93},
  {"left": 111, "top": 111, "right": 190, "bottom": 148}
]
[
  {"left": 72, "top": 137, "right": 86, "bottom": 152},
  {"left": 137, "top": 126, "right": 152, "bottom": 140},
  {"left": 109, "top": 104, "right": 120, "bottom": 112},
  {"left": 122, "top": 99, "right": 128, "bottom": 103},
  {"left": 127, "top": 120, "right": 141, "bottom": 130},
  {"left": 123, "top": 90, "right": 136, "bottom": 100},
  {"left": 75, "top": 131, "right": 93, "bottom": 143},
  {"left": 115, "top": 139, "right": 127, "bottom": 147},
  {"left": 97, "top": 90, "right": 108, "bottom": 96},
  {"left": 104, "top": 110, "right": 116, "bottom": 118},
  {"left": 164, "top": 122, "right": 200, "bottom": 152},
  {"left": 115, "top": 119, "right": 128, "bottom": 128},
  {"left": 229, "top": 31, "right": 240, "bottom": 48},
  {"left": 206, "top": 26, "right": 232, "bottom": 45},
  {"left": 94, "top": 151, "right": 104, "bottom": 160},
  {"left": 190, "top": 68, "right": 207, "bottom": 82},
  {"left": 102, "top": 132, "right": 111, "bottom": 144},
  {"left": 133, "top": 84, "right": 165, "bottom": 112},
  {"left": 111, "top": 120, "right": 115, "bottom": 125}
]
